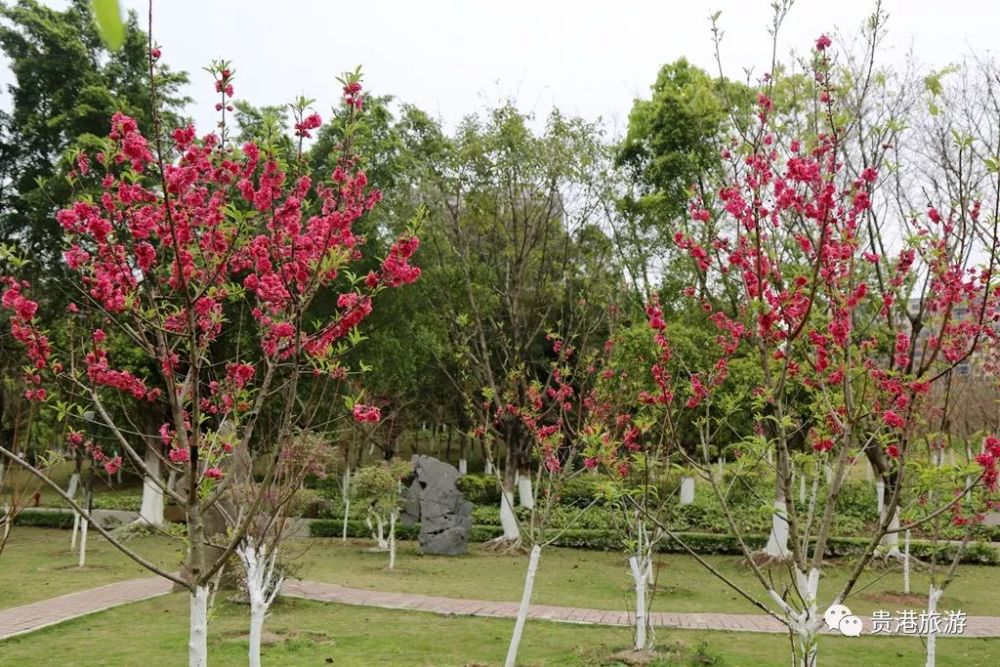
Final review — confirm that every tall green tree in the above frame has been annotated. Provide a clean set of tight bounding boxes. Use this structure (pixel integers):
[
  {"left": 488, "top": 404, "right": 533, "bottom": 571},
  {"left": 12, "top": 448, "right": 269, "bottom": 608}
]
[
  {"left": 615, "top": 59, "right": 750, "bottom": 297},
  {"left": 0, "top": 0, "right": 188, "bottom": 282}
]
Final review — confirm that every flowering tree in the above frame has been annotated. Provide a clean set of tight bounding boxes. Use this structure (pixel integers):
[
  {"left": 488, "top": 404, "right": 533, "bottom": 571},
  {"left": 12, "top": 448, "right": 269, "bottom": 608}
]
[
  {"left": 590, "top": 17, "right": 1000, "bottom": 666},
  {"left": 0, "top": 47, "right": 420, "bottom": 665}
]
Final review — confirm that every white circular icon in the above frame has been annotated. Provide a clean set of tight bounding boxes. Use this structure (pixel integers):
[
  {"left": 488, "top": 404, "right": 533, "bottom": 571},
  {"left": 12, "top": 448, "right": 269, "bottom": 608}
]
[
  {"left": 839, "top": 614, "right": 863, "bottom": 637},
  {"left": 823, "top": 604, "right": 853, "bottom": 631}
]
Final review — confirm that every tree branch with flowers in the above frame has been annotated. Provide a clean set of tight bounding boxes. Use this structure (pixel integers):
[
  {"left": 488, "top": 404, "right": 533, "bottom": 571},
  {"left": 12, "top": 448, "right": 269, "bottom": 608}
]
[{"left": 0, "top": 43, "right": 421, "bottom": 666}]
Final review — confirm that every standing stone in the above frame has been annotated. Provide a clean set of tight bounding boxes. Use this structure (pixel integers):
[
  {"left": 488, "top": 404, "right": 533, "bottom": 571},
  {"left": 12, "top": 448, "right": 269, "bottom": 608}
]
[{"left": 404, "top": 455, "right": 472, "bottom": 555}]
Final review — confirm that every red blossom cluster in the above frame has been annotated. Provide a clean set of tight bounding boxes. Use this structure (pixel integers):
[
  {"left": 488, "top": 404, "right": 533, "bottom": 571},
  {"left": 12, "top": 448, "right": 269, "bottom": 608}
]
[
  {"left": 1, "top": 70, "right": 419, "bottom": 483},
  {"left": 0, "top": 279, "right": 50, "bottom": 399},
  {"left": 352, "top": 403, "right": 381, "bottom": 423}
]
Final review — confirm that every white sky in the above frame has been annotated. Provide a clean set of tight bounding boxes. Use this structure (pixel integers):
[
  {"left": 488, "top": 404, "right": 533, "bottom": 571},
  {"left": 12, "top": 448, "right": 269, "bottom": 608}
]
[{"left": 1, "top": 1, "right": 997, "bottom": 136}]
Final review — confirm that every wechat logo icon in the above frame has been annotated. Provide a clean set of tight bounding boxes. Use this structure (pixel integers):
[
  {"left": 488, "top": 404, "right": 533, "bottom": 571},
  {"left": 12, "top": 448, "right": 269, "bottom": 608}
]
[{"left": 824, "top": 604, "right": 862, "bottom": 637}]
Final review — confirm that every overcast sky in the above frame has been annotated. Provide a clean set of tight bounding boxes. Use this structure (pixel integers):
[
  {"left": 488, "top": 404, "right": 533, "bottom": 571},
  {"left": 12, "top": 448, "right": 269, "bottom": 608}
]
[{"left": 1, "top": 1, "right": 997, "bottom": 136}]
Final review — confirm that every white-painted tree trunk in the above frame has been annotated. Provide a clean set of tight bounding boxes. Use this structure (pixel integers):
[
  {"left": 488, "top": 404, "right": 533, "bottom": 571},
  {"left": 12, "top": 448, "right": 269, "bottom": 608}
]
[
  {"left": 238, "top": 540, "right": 283, "bottom": 667},
  {"left": 367, "top": 513, "right": 389, "bottom": 551},
  {"left": 880, "top": 507, "right": 901, "bottom": 556},
  {"left": 500, "top": 488, "right": 520, "bottom": 541},
  {"left": 77, "top": 518, "right": 88, "bottom": 568},
  {"left": 903, "top": 529, "right": 911, "bottom": 595},
  {"left": 388, "top": 511, "right": 397, "bottom": 570},
  {"left": 139, "top": 447, "right": 165, "bottom": 526},
  {"left": 505, "top": 544, "right": 541, "bottom": 667},
  {"left": 189, "top": 585, "right": 209, "bottom": 667},
  {"left": 458, "top": 459, "right": 468, "bottom": 475},
  {"left": 876, "top": 479, "right": 885, "bottom": 516},
  {"left": 716, "top": 459, "right": 724, "bottom": 479},
  {"left": 770, "top": 567, "right": 820, "bottom": 667},
  {"left": 799, "top": 472, "right": 807, "bottom": 505},
  {"left": 762, "top": 499, "right": 789, "bottom": 558},
  {"left": 517, "top": 476, "right": 534, "bottom": 509},
  {"left": 484, "top": 459, "right": 494, "bottom": 475},
  {"left": 628, "top": 556, "right": 650, "bottom": 651},
  {"left": 68, "top": 473, "right": 81, "bottom": 549},
  {"left": 341, "top": 466, "right": 350, "bottom": 542},
  {"left": 679, "top": 477, "right": 695, "bottom": 505},
  {"left": 926, "top": 585, "right": 943, "bottom": 667},
  {"left": 71, "top": 511, "right": 80, "bottom": 549},
  {"left": 865, "top": 459, "right": 873, "bottom": 482}
]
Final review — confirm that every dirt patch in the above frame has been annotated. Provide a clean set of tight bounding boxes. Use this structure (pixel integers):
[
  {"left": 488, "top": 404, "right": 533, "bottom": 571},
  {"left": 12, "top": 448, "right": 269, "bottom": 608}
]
[
  {"left": 220, "top": 627, "right": 331, "bottom": 645},
  {"left": 606, "top": 648, "right": 662, "bottom": 665}
]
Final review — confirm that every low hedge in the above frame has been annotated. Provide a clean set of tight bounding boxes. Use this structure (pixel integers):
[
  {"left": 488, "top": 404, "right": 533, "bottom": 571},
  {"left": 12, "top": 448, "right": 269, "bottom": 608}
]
[
  {"left": 307, "top": 518, "right": 1000, "bottom": 565},
  {"left": 309, "top": 518, "right": 421, "bottom": 541},
  {"left": 9, "top": 509, "right": 76, "bottom": 529}
]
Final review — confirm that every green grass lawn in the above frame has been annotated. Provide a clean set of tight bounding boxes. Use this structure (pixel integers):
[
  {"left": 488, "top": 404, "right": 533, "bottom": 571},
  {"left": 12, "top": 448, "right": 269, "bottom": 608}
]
[
  {"left": 6, "top": 527, "right": 999, "bottom": 621},
  {"left": 2, "top": 528, "right": 999, "bottom": 665},
  {"left": 1, "top": 593, "right": 998, "bottom": 666},
  {"left": 3, "top": 460, "right": 145, "bottom": 509},
  {"left": 0, "top": 528, "right": 183, "bottom": 609},
  {"left": 296, "top": 538, "right": 1000, "bottom": 617}
]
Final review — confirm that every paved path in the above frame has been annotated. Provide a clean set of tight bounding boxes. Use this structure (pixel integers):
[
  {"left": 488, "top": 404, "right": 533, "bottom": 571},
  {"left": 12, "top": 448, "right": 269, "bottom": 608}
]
[
  {"left": 4, "top": 576, "right": 1000, "bottom": 641},
  {"left": 0, "top": 576, "right": 173, "bottom": 641},
  {"left": 283, "top": 579, "right": 1000, "bottom": 638}
]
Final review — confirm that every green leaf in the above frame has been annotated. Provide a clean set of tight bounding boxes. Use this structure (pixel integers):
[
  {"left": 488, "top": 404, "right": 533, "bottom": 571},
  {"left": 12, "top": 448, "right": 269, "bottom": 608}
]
[{"left": 91, "top": 0, "right": 125, "bottom": 51}]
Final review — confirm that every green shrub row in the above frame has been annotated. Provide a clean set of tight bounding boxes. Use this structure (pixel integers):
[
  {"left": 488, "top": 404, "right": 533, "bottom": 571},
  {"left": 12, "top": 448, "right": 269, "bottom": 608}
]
[
  {"left": 307, "top": 518, "right": 1000, "bottom": 565},
  {"left": 9, "top": 509, "right": 76, "bottom": 529}
]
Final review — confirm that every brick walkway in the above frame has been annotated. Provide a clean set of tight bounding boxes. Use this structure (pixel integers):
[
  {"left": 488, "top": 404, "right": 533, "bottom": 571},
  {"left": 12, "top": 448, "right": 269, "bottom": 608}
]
[
  {"left": 4, "top": 576, "right": 1000, "bottom": 640},
  {"left": 0, "top": 576, "right": 173, "bottom": 641},
  {"left": 283, "top": 579, "right": 1000, "bottom": 638}
]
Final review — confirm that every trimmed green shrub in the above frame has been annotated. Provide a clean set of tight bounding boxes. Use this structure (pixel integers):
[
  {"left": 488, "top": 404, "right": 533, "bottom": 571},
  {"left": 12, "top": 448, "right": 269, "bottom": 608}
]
[
  {"left": 456, "top": 474, "right": 501, "bottom": 506},
  {"left": 10, "top": 509, "right": 75, "bottom": 529}
]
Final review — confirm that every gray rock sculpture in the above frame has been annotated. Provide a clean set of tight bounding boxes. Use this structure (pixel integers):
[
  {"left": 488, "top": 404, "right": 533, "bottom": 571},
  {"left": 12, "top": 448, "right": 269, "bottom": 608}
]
[{"left": 401, "top": 455, "right": 472, "bottom": 555}]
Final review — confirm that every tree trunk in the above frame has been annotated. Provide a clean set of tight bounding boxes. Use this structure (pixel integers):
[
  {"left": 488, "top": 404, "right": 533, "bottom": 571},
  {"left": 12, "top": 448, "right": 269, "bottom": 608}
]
[
  {"left": 505, "top": 544, "right": 541, "bottom": 667},
  {"left": 679, "top": 477, "right": 695, "bottom": 505},
  {"left": 517, "top": 474, "right": 534, "bottom": 509},
  {"left": 458, "top": 458, "right": 468, "bottom": 475},
  {"left": 71, "top": 511, "right": 80, "bottom": 549},
  {"left": 376, "top": 514, "right": 387, "bottom": 550},
  {"left": 68, "top": 472, "right": 81, "bottom": 549},
  {"left": 628, "top": 555, "right": 650, "bottom": 651},
  {"left": 388, "top": 511, "right": 397, "bottom": 570},
  {"left": 139, "top": 446, "right": 165, "bottom": 526},
  {"left": 879, "top": 507, "right": 901, "bottom": 556},
  {"left": 926, "top": 585, "right": 943, "bottom": 667},
  {"left": 189, "top": 585, "right": 209, "bottom": 667},
  {"left": 772, "top": 567, "right": 821, "bottom": 667},
  {"left": 248, "top": 605, "right": 265, "bottom": 667},
  {"left": 903, "top": 530, "right": 911, "bottom": 594},
  {"left": 762, "top": 497, "right": 789, "bottom": 558},
  {"left": 341, "top": 465, "right": 350, "bottom": 542},
  {"left": 67, "top": 472, "right": 80, "bottom": 499},
  {"left": 239, "top": 539, "right": 282, "bottom": 667},
  {"left": 77, "top": 517, "right": 88, "bottom": 568}
]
